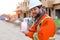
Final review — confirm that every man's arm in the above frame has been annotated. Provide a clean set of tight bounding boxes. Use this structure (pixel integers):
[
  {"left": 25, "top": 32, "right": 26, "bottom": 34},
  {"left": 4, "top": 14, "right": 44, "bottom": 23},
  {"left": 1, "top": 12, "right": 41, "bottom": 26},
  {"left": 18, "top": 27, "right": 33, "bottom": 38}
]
[{"left": 25, "top": 25, "right": 37, "bottom": 39}]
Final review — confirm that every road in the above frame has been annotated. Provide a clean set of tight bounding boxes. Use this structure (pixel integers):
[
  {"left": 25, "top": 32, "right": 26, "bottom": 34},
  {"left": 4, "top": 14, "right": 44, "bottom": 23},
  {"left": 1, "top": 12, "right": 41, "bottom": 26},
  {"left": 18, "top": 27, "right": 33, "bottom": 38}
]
[
  {"left": 0, "top": 20, "right": 31, "bottom": 40},
  {"left": 55, "top": 34, "right": 60, "bottom": 40},
  {"left": 0, "top": 20, "right": 60, "bottom": 40}
]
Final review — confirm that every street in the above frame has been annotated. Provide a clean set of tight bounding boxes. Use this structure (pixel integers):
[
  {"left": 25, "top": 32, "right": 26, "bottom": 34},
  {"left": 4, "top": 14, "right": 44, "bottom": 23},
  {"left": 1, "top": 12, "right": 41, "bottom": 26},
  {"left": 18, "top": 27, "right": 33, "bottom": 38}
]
[
  {"left": 0, "top": 20, "right": 60, "bottom": 40},
  {"left": 55, "top": 34, "right": 60, "bottom": 40},
  {"left": 0, "top": 20, "right": 31, "bottom": 40}
]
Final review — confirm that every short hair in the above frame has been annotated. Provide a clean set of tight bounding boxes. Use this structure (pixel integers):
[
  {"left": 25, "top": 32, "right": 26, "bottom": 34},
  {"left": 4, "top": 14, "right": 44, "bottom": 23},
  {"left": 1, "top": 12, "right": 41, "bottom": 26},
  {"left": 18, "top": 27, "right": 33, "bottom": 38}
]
[{"left": 36, "top": 5, "right": 42, "bottom": 9}]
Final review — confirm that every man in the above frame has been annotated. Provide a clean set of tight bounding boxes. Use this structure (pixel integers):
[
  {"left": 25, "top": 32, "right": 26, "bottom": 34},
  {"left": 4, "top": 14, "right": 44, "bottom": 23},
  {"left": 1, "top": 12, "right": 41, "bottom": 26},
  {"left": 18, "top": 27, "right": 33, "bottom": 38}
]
[{"left": 24, "top": 0, "right": 56, "bottom": 40}]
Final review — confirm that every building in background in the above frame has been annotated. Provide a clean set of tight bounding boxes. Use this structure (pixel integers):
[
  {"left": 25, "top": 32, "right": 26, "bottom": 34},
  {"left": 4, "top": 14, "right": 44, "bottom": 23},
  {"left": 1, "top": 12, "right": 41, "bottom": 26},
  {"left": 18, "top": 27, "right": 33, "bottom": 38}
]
[
  {"left": 41, "top": 0, "right": 60, "bottom": 19},
  {"left": 53, "top": 0, "right": 60, "bottom": 19},
  {"left": 15, "top": 0, "right": 29, "bottom": 19}
]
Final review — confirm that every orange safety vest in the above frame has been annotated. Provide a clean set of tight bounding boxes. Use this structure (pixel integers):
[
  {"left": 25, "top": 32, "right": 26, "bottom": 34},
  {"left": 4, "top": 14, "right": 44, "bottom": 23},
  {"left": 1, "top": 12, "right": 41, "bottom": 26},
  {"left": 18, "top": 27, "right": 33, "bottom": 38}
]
[{"left": 26, "top": 13, "right": 56, "bottom": 40}]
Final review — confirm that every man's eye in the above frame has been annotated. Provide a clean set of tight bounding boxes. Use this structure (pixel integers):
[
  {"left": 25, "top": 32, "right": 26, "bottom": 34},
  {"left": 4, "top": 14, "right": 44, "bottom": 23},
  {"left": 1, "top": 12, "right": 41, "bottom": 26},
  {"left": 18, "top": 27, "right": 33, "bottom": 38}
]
[{"left": 33, "top": 8, "right": 36, "bottom": 10}]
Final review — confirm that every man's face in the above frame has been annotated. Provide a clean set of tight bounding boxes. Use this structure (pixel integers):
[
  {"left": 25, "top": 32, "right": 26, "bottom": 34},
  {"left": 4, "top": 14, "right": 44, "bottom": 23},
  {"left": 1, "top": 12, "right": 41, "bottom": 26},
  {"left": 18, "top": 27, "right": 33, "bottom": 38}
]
[{"left": 30, "top": 7, "right": 40, "bottom": 18}]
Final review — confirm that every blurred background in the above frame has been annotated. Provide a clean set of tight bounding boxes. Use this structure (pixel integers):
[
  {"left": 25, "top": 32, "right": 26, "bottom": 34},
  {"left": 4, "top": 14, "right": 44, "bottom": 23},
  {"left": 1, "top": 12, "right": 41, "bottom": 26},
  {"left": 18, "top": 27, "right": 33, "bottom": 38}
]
[{"left": 0, "top": 0, "right": 60, "bottom": 40}]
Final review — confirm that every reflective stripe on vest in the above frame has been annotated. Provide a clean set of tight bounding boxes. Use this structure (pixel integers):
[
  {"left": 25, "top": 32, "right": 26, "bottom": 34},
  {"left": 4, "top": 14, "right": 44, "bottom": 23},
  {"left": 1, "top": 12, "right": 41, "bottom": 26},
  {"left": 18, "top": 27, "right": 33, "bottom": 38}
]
[
  {"left": 37, "top": 15, "right": 51, "bottom": 32},
  {"left": 33, "top": 15, "right": 51, "bottom": 40},
  {"left": 49, "top": 36, "right": 55, "bottom": 40}
]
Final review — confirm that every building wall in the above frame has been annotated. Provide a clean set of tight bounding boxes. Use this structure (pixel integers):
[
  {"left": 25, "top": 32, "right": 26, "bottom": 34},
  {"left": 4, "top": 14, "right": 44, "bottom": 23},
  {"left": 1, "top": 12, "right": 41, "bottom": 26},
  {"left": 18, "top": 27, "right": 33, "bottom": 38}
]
[
  {"left": 53, "top": 4, "right": 60, "bottom": 18},
  {"left": 15, "top": 0, "right": 29, "bottom": 19},
  {"left": 41, "top": 0, "right": 60, "bottom": 19},
  {"left": 52, "top": 0, "right": 60, "bottom": 19},
  {"left": 54, "top": 4, "right": 60, "bottom": 9},
  {"left": 41, "top": 0, "right": 48, "bottom": 7},
  {"left": 41, "top": 0, "right": 54, "bottom": 7},
  {"left": 54, "top": 0, "right": 60, "bottom": 4}
]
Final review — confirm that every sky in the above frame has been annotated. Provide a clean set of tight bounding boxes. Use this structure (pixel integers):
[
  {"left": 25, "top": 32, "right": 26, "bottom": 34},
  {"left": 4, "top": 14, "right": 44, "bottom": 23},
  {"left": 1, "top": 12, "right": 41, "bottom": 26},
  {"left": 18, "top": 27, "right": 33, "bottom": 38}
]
[{"left": 0, "top": 0, "right": 24, "bottom": 15}]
